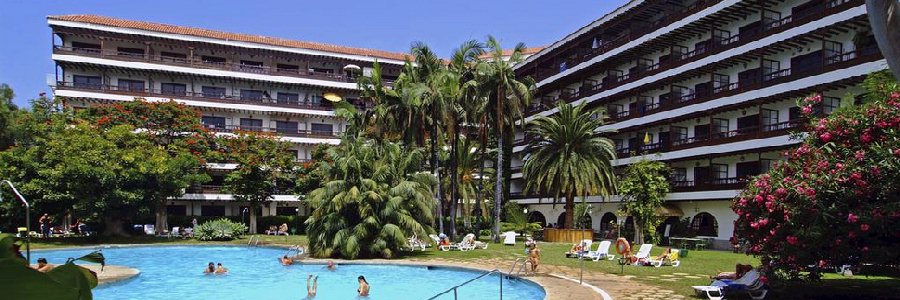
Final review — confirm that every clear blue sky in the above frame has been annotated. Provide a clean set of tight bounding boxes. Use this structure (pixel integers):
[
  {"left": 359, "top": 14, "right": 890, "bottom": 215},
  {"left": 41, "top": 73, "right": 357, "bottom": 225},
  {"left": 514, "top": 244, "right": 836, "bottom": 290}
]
[{"left": 0, "top": 0, "right": 626, "bottom": 108}]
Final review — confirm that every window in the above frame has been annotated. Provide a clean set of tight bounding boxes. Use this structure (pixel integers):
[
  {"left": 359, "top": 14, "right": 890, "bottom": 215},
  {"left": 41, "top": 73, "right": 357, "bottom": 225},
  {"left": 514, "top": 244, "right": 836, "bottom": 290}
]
[
  {"left": 201, "top": 205, "right": 225, "bottom": 217},
  {"left": 240, "top": 60, "right": 264, "bottom": 72},
  {"left": 117, "top": 47, "right": 144, "bottom": 57},
  {"left": 822, "top": 96, "right": 841, "bottom": 114},
  {"left": 614, "top": 139, "right": 625, "bottom": 151},
  {"left": 275, "top": 121, "right": 298, "bottom": 134},
  {"left": 824, "top": 40, "right": 844, "bottom": 64},
  {"left": 711, "top": 164, "right": 728, "bottom": 180},
  {"left": 160, "top": 51, "right": 187, "bottom": 62},
  {"left": 310, "top": 123, "right": 334, "bottom": 135},
  {"left": 713, "top": 74, "right": 730, "bottom": 92},
  {"left": 201, "top": 116, "right": 226, "bottom": 130},
  {"left": 711, "top": 118, "right": 730, "bottom": 137},
  {"left": 671, "top": 167, "right": 687, "bottom": 182},
  {"left": 760, "top": 159, "right": 773, "bottom": 174},
  {"left": 239, "top": 118, "right": 263, "bottom": 131},
  {"left": 309, "top": 94, "right": 322, "bottom": 105},
  {"left": 201, "top": 86, "right": 226, "bottom": 98},
  {"left": 287, "top": 150, "right": 299, "bottom": 160},
  {"left": 161, "top": 83, "right": 187, "bottom": 96},
  {"left": 72, "top": 42, "right": 101, "bottom": 53},
  {"left": 166, "top": 205, "right": 187, "bottom": 216},
  {"left": 201, "top": 55, "right": 226, "bottom": 65},
  {"left": 276, "top": 64, "right": 299, "bottom": 72},
  {"left": 73, "top": 75, "right": 102, "bottom": 89},
  {"left": 690, "top": 212, "right": 718, "bottom": 237},
  {"left": 672, "top": 126, "right": 688, "bottom": 143},
  {"left": 311, "top": 68, "right": 334, "bottom": 74},
  {"left": 117, "top": 79, "right": 144, "bottom": 92},
  {"left": 761, "top": 109, "right": 779, "bottom": 128},
  {"left": 240, "top": 89, "right": 264, "bottom": 101},
  {"left": 762, "top": 59, "right": 782, "bottom": 80},
  {"left": 277, "top": 93, "right": 299, "bottom": 104}
]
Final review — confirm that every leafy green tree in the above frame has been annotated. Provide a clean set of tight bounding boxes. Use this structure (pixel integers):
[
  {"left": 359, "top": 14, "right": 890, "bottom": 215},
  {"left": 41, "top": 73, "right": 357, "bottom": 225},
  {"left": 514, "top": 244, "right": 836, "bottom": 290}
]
[
  {"left": 219, "top": 131, "right": 295, "bottom": 234},
  {"left": 477, "top": 36, "right": 534, "bottom": 242},
  {"left": 455, "top": 137, "right": 493, "bottom": 229},
  {"left": 0, "top": 84, "right": 18, "bottom": 150},
  {"left": 500, "top": 202, "right": 541, "bottom": 237},
  {"left": 618, "top": 158, "right": 670, "bottom": 244},
  {"left": 523, "top": 101, "right": 616, "bottom": 229},
  {"left": 305, "top": 138, "right": 436, "bottom": 259}
]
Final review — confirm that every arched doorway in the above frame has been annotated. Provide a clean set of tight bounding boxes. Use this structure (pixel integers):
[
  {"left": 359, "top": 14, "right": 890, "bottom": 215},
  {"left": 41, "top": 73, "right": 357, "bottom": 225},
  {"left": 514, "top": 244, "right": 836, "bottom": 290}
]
[
  {"left": 599, "top": 213, "right": 617, "bottom": 239},
  {"left": 656, "top": 216, "right": 680, "bottom": 245},
  {"left": 556, "top": 213, "right": 566, "bottom": 229},
  {"left": 528, "top": 211, "right": 547, "bottom": 227},
  {"left": 691, "top": 212, "right": 719, "bottom": 237}
]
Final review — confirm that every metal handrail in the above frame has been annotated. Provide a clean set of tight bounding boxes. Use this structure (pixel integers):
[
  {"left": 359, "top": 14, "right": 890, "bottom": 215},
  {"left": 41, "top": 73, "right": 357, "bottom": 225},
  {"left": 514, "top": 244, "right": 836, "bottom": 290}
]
[
  {"left": 426, "top": 268, "right": 504, "bottom": 300},
  {"left": 0, "top": 180, "right": 31, "bottom": 264}
]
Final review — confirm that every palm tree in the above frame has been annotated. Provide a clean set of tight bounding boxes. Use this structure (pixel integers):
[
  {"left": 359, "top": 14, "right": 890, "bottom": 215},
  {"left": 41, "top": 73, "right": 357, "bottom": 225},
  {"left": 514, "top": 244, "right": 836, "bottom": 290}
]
[
  {"left": 455, "top": 137, "right": 493, "bottom": 228},
  {"left": 477, "top": 36, "right": 534, "bottom": 242},
  {"left": 305, "top": 138, "right": 436, "bottom": 259},
  {"left": 522, "top": 102, "right": 617, "bottom": 228}
]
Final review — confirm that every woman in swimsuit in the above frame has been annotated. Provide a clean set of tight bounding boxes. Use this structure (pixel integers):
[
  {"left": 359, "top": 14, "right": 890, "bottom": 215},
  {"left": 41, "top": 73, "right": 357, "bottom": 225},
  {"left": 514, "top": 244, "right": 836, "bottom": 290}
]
[{"left": 357, "top": 275, "right": 370, "bottom": 296}]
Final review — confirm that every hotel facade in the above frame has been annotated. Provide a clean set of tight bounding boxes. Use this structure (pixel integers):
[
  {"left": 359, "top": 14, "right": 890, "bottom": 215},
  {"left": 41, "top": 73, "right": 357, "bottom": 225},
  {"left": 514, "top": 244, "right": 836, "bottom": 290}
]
[
  {"left": 509, "top": 0, "right": 888, "bottom": 248},
  {"left": 47, "top": 15, "right": 408, "bottom": 219}
]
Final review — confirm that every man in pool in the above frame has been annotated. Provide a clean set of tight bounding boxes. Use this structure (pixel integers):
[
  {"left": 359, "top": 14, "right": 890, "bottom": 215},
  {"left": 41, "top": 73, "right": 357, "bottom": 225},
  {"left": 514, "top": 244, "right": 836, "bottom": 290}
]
[
  {"left": 306, "top": 274, "right": 317, "bottom": 297},
  {"left": 281, "top": 255, "right": 293, "bottom": 266},
  {"left": 203, "top": 262, "right": 215, "bottom": 274},
  {"left": 33, "top": 258, "right": 54, "bottom": 272},
  {"left": 357, "top": 275, "right": 370, "bottom": 296},
  {"left": 215, "top": 262, "right": 228, "bottom": 274},
  {"left": 325, "top": 260, "right": 336, "bottom": 271}
]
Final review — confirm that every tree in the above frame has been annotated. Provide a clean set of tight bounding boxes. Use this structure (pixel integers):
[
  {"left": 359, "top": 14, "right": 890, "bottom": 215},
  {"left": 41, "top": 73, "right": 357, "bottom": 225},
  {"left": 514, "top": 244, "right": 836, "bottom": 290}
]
[
  {"left": 500, "top": 202, "right": 542, "bottom": 238},
  {"left": 523, "top": 101, "right": 616, "bottom": 229},
  {"left": 0, "top": 84, "right": 18, "bottom": 150},
  {"left": 734, "top": 72, "right": 900, "bottom": 281},
  {"left": 305, "top": 138, "right": 436, "bottom": 259},
  {"left": 478, "top": 36, "right": 535, "bottom": 242},
  {"left": 80, "top": 99, "right": 211, "bottom": 233},
  {"left": 618, "top": 158, "right": 670, "bottom": 245},
  {"left": 219, "top": 131, "right": 295, "bottom": 234},
  {"left": 455, "top": 137, "right": 493, "bottom": 229}
]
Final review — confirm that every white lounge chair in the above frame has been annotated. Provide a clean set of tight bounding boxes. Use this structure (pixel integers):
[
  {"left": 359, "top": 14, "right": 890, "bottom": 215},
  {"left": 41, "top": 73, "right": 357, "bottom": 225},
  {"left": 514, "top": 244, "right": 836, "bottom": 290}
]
[
  {"left": 648, "top": 249, "right": 681, "bottom": 267},
  {"left": 144, "top": 224, "right": 156, "bottom": 235},
  {"left": 458, "top": 233, "right": 477, "bottom": 251},
  {"left": 586, "top": 240, "right": 615, "bottom": 261},
  {"left": 502, "top": 231, "right": 517, "bottom": 246},
  {"left": 692, "top": 269, "right": 768, "bottom": 300},
  {"left": 631, "top": 244, "right": 653, "bottom": 265},
  {"left": 171, "top": 227, "right": 181, "bottom": 238}
]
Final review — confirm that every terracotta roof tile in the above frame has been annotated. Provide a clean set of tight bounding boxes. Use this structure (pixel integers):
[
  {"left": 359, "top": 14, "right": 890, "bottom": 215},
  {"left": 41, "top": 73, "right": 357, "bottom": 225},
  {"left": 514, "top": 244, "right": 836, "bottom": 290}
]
[{"left": 48, "top": 14, "right": 411, "bottom": 62}]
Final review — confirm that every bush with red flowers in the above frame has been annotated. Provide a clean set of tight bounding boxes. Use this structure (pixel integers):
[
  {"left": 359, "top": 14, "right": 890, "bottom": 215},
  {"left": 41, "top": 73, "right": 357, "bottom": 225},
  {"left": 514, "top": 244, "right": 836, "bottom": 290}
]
[{"left": 733, "top": 71, "right": 900, "bottom": 281}]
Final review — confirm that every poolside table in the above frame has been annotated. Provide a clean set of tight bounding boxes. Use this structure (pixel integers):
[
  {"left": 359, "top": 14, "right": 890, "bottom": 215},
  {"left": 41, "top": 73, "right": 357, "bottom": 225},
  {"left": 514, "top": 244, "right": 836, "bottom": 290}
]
[{"left": 670, "top": 237, "right": 705, "bottom": 250}]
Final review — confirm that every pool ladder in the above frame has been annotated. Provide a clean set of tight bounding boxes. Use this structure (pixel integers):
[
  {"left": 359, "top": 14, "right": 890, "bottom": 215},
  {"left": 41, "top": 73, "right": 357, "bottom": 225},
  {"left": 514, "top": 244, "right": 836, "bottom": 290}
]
[
  {"left": 425, "top": 268, "right": 505, "bottom": 300},
  {"left": 247, "top": 235, "right": 260, "bottom": 246},
  {"left": 508, "top": 257, "right": 530, "bottom": 277}
]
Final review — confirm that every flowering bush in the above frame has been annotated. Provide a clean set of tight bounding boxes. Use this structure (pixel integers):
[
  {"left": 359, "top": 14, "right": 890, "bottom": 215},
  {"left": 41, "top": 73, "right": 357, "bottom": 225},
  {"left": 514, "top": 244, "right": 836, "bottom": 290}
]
[{"left": 733, "top": 71, "right": 900, "bottom": 281}]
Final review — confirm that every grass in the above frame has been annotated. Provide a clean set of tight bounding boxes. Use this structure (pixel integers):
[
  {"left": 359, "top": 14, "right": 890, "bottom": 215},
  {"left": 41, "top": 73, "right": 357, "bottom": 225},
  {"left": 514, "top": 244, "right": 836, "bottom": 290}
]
[{"left": 24, "top": 235, "right": 900, "bottom": 299}]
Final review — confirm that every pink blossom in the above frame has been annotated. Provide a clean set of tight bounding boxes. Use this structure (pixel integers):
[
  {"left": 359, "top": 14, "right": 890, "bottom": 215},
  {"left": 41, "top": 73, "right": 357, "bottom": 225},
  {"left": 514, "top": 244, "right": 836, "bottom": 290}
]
[
  {"left": 805, "top": 189, "right": 816, "bottom": 197},
  {"left": 776, "top": 188, "right": 787, "bottom": 196},
  {"left": 848, "top": 213, "right": 859, "bottom": 223},
  {"left": 758, "top": 218, "right": 769, "bottom": 227},
  {"left": 855, "top": 150, "right": 865, "bottom": 160},
  {"left": 892, "top": 91, "right": 899, "bottom": 100},
  {"left": 861, "top": 132, "right": 873, "bottom": 143},
  {"left": 787, "top": 236, "right": 799, "bottom": 245},
  {"left": 754, "top": 195, "right": 765, "bottom": 204},
  {"left": 860, "top": 224, "right": 870, "bottom": 231},
  {"left": 750, "top": 222, "right": 759, "bottom": 229},
  {"left": 819, "top": 132, "right": 832, "bottom": 143},
  {"left": 836, "top": 163, "right": 844, "bottom": 169},
  {"left": 765, "top": 201, "right": 775, "bottom": 212},
  {"left": 848, "top": 231, "right": 857, "bottom": 238},
  {"left": 850, "top": 172, "right": 862, "bottom": 181}
]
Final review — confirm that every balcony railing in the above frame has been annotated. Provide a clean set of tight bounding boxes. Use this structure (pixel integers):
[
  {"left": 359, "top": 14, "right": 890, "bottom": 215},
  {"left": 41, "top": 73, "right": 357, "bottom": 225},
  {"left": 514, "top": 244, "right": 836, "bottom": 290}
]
[
  {"left": 204, "top": 124, "right": 342, "bottom": 138},
  {"left": 620, "top": 119, "right": 805, "bottom": 159},
  {"left": 670, "top": 176, "right": 746, "bottom": 192},
  {"left": 56, "top": 81, "right": 339, "bottom": 111},
  {"left": 53, "top": 46, "right": 358, "bottom": 84},
  {"left": 528, "top": 0, "right": 862, "bottom": 110},
  {"left": 186, "top": 184, "right": 295, "bottom": 195}
]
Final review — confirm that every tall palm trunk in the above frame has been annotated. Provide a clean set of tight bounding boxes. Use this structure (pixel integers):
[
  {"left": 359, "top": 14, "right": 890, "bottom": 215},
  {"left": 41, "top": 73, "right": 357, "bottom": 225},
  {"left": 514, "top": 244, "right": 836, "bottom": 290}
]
[
  {"left": 475, "top": 114, "right": 488, "bottom": 221},
  {"left": 449, "top": 122, "right": 460, "bottom": 238},
  {"left": 492, "top": 89, "right": 505, "bottom": 243},
  {"left": 430, "top": 123, "right": 445, "bottom": 235},
  {"left": 564, "top": 189, "right": 575, "bottom": 229}
]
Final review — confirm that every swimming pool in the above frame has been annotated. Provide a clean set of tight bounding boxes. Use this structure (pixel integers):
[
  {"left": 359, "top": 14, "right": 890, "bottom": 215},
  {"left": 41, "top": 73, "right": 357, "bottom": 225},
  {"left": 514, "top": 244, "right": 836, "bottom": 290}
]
[{"left": 36, "top": 245, "right": 546, "bottom": 300}]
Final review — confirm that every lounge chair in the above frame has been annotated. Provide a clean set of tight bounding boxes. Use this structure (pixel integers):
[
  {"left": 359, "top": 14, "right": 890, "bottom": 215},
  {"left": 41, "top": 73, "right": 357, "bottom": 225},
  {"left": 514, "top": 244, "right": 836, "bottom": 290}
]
[
  {"left": 502, "top": 231, "right": 517, "bottom": 246},
  {"left": 171, "top": 227, "right": 182, "bottom": 238},
  {"left": 406, "top": 234, "right": 428, "bottom": 251},
  {"left": 692, "top": 269, "right": 768, "bottom": 300},
  {"left": 429, "top": 234, "right": 441, "bottom": 247},
  {"left": 586, "top": 240, "right": 615, "bottom": 261},
  {"left": 144, "top": 224, "right": 156, "bottom": 235},
  {"left": 648, "top": 249, "right": 681, "bottom": 267},
  {"left": 183, "top": 227, "right": 194, "bottom": 238},
  {"left": 631, "top": 244, "right": 653, "bottom": 265}
]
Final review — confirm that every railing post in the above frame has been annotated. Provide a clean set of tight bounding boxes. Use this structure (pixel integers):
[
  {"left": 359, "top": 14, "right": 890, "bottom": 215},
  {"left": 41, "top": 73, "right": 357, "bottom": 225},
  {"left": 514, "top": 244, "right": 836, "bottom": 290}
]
[
  {"left": 453, "top": 287, "right": 457, "bottom": 300},
  {"left": 499, "top": 271, "right": 503, "bottom": 300}
]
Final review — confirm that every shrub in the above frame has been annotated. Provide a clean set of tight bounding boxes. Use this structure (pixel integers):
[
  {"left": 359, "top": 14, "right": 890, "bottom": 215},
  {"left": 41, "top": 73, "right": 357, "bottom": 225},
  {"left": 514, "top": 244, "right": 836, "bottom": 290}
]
[{"left": 194, "top": 218, "right": 248, "bottom": 241}]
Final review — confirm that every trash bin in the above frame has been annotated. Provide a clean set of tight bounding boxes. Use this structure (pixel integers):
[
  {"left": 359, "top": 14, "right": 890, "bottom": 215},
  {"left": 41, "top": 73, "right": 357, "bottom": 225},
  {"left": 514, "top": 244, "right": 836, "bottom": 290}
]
[
  {"left": 679, "top": 248, "right": 689, "bottom": 258},
  {"left": 17, "top": 227, "right": 27, "bottom": 237}
]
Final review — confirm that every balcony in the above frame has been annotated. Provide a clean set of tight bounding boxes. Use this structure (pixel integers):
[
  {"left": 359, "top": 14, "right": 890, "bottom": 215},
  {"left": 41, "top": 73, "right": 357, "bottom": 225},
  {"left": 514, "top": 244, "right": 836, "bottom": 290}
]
[
  {"left": 204, "top": 124, "right": 342, "bottom": 139},
  {"left": 186, "top": 184, "right": 295, "bottom": 195},
  {"left": 670, "top": 177, "right": 746, "bottom": 192},
  {"left": 619, "top": 119, "right": 805, "bottom": 159},
  {"left": 56, "top": 81, "right": 339, "bottom": 111},
  {"left": 606, "top": 45, "right": 882, "bottom": 123},
  {"left": 53, "top": 46, "right": 358, "bottom": 84},
  {"left": 528, "top": 0, "right": 862, "bottom": 108}
]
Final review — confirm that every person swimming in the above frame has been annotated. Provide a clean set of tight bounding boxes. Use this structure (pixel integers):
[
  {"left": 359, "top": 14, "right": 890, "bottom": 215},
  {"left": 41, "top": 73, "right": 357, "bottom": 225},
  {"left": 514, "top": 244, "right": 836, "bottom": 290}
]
[
  {"left": 357, "top": 275, "right": 370, "bottom": 296},
  {"left": 281, "top": 255, "right": 293, "bottom": 266},
  {"left": 307, "top": 274, "right": 318, "bottom": 297},
  {"left": 326, "top": 260, "right": 336, "bottom": 271},
  {"left": 203, "top": 262, "right": 215, "bottom": 274},
  {"left": 214, "top": 262, "right": 228, "bottom": 274},
  {"left": 34, "top": 258, "right": 54, "bottom": 273}
]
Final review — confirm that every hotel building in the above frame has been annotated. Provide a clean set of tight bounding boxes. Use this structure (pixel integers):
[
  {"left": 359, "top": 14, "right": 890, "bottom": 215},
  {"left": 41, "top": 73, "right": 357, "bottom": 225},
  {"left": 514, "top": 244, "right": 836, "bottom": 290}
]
[
  {"left": 47, "top": 15, "right": 408, "bottom": 219},
  {"left": 509, "top": 0, "right": 888, "bottom": 248}
]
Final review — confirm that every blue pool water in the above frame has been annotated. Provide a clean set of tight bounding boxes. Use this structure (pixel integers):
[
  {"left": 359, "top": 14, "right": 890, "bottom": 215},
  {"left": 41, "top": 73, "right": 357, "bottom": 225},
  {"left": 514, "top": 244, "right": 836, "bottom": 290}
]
[{"left": 35, "top": 246, "right": 545, "bottom": 300}]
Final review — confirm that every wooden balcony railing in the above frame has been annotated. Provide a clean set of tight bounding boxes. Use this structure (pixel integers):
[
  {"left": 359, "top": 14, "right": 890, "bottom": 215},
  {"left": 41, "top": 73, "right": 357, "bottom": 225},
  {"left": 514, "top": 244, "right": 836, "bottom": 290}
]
[
  {"left": 203, "top": 124, "right": 342, "bottom": 138},
  {"left": 620, "top": 119, "right": 805, "bottom": 159},
  {"left": 56, "top": 81, "right": 339, "bottom": 111},
  {"left": 53, "top": 46, "right": 359, "bottom": 84}
]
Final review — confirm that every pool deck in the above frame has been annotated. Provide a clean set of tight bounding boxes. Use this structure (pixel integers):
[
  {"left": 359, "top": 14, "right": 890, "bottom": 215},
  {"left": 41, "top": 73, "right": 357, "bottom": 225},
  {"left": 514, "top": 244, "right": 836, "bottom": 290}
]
[{"left": 29, "top": 264, "right": 140, "bottom": 285}]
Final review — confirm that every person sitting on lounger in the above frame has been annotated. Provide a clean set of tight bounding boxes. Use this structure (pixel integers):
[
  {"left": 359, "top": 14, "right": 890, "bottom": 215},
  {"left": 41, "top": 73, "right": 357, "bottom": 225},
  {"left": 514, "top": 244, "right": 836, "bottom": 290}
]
[
  {"left": 204, "top": 262, "right": 215, "bottom": 274},
  {"left": 712, "top": 264, "right": 753, "bottom": 281},
  {"left": 307, "top": 274, "right": 318, "bottom": 297},
  {"left": 279, "top": 223, "right": 289, "bottom": 235},
  {"left": 565, "top": 243, "right": 583, "bottom": 258},
  {"left": 326, "top": 260, "right": 336, "bottom": 271},
  {"left": 281, "top": 255, "right": 294, "bottom": 266},
  {"left": 215, "top": 262, "right": 228, "bottom": 274}
]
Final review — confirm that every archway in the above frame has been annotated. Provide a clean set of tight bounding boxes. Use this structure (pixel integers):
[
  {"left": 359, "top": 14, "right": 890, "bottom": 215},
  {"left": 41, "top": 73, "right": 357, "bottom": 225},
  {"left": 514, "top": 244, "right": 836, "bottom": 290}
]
[
  {"left": 527, "top": 211, "right": 547, "bottom": 227},
  {"left": 599, "top": 212, "right": 617, "bottom": 239},
  {"left": 691, "top": 212, "right": 719, "bottom": 237},
  {"left": 556, "top": 213, "right": 566, "bottom": 229}
]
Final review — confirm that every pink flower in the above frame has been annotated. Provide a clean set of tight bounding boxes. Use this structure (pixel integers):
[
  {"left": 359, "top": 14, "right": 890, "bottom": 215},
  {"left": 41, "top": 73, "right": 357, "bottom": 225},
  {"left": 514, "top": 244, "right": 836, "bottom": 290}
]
[
  {"left": 892, "top": 91, "right": 899, "bottom": 100},
  {"left": 855, "top": 150, "right": 865, "bottom": 160},
  {"left": 836, "top": 163, "right": 844, "bottom": 170},
  {"left": 848, "top": 231, "right": 857, "bottom": 238},
  {"left": 750, "top": 222, "right": 759, "bottom": 229},
  {"left": 765, "top": 201, "right": 775, "bottom": 212},
  {"left": 787, "top": 236, "right": 799, "bottom": 245},
  {"left": 754, "top": 195, "right": 765, "bottom": 204},
  {"left": 760, "top": 275, "right": 769, "bottom": 284},
  {"left": 848, "top": 213, "right": 859, "bottom": 223},
  {"left": 805, "top": 189, "right": 816, "bottom": 197},
  {"left": 819, "top": 132, "right": 832, "bottom": 142},
  {"left": 861, "top": 132, "right": 873, "bottom": 143},
  {"left": 860, "top": 224, "right": 870, "bottom": 232},
  {"left": 776, "top": 188, "right": 787, "bottom": 196},
  {"left": 851, "top": 172, "right": 862, "bottom": 181},
  {"left": 802, "top": 106, "right": 812, "bottom": 114},
  {"left": 758, "top": 218, "right": 769, "bottom": 227}
]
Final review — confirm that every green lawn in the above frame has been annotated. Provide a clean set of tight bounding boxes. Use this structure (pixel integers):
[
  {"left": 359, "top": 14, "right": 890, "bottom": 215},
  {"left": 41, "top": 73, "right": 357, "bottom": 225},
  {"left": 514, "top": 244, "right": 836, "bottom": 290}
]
[{"left": 24, "top": 235, "right": 900, "bottom": 299}]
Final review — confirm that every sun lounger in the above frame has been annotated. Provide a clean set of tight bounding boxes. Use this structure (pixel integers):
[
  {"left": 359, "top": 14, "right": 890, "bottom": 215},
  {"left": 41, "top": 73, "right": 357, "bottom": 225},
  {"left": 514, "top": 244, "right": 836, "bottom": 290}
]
[
  {"left": 586, "top": 240, "right": 615, "bottom": 261},
  {"left": 648, "top": 249, "right": 681, "bottom": 267},
  {"left": 502, "top": 231, "right": 517, "bottom": 246},
  {"left": 692, "top": 269, "right": 768, "bottom": 300},
  {"left": 144, "top": 224, "right": 156, "bottom": 235},
  {"left": 631, "top": 244, "right": 652, "bottom": 265}
]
